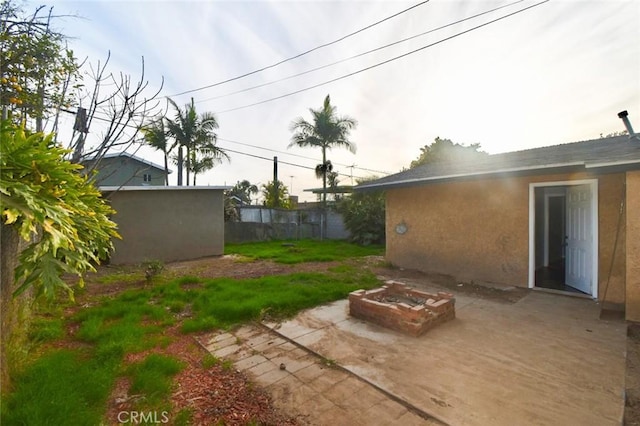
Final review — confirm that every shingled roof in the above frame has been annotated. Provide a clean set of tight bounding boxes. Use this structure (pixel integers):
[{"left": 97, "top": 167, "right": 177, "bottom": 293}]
[
  {"left": 84, "top": 151, "right": 170, "bottom": 173},
  {"left": 357, "top": 135, "right": 640, "bottom": 191}
]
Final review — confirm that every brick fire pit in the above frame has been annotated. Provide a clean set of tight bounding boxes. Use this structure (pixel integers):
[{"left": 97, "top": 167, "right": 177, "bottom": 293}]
[{"left": 348, "top": 281, "right": 455, "bottom": 336}]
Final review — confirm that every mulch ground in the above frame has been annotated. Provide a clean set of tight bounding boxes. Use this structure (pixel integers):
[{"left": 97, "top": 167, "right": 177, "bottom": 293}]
[{"left": 103, "top": 325, "right": 299, "bottom": 426}]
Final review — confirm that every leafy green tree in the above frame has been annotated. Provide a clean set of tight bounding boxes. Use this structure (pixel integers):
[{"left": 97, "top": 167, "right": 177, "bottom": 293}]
[
  {"left": 289, "top": 95, "right": 357, "bottom": 234},
  {"left": 409, "top": 137, "right": 486, "bottom": 168},
  {"left": 261, "top": 180, "right": 291, "bottom": 209},
  {"left": 225, "top": 180, "right": 259, "bottom": 221},
  {"left": 0, "top": 120, "right": 119, "bottom": 299},
  {"left": 166, "top": 97, "right": 228, "bottom": 186},
  {"left": 228, "top": 180, "right": 259, "bottom": 205},
  {"left": 0, "top": 1, "right": 80, "bottom": 130},
  {"left": 600, "top": 130, "right": 628, "bottom": 138},
  {"left": 142, "top": 117, "right": 170, "bottom": 185},
  {"left": 339, "top": 178, "right": 385, "bottom": 245}
]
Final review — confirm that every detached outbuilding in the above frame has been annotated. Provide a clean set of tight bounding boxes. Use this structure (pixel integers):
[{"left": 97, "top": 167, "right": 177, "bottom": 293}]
[
  {"left": 101, "top": 186, "right": 228, "bottom": 264},
  {"left": 358, "top": 134, "right": 640, "bottom": 321}
]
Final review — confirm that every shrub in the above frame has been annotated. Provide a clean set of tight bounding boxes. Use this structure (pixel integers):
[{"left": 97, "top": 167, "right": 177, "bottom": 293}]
[
  {"left": 0, "top": 121, "right": 119, "bottom": 300},
  {"left": 339, "top": 186, "right": 385, "bottom": 245}
]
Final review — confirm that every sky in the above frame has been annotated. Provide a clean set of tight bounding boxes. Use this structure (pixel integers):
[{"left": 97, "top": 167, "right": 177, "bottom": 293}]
[{"left": 28, "top": 0, "right": 640, "bottom": 202}]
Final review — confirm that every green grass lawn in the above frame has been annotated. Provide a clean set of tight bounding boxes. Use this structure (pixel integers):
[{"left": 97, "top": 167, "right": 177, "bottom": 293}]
[
  {"left": 1, "top": 244, "right": 382, "bottom": 425},
  {"left": 225, "top": 239, "right": 384, "bottom": 264}
]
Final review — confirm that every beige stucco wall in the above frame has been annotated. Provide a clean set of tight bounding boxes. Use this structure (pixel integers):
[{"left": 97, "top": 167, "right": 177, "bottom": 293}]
[
  {"left": 626, "top": 170, "right": 640, "bottom": 321},
  {"left": 106, "top": 187, "right": 226, "bottom": 264},
  {"left": 386, "top": 172, "right": 626, "bottom": 305},
  {"left": 386, "top": 176, "right": 530, "bottom": 286}
]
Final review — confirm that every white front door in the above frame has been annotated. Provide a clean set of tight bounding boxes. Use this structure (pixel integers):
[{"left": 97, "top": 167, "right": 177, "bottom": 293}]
[{"left": 565, "top": 184, "right": 593, "bottom": 293}]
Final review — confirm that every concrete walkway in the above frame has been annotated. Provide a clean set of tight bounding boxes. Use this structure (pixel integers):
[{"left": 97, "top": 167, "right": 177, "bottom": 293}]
[
  {"left": 199, "top": 290, "right": 626, "bottom": 425},
  {"left": 198, "top": 325, "right": 439, "bottom": 425}
]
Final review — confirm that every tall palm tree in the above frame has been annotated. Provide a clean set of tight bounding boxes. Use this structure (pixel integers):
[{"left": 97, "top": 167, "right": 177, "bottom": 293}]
[
  {"left": 289, "top": 95, "right": 357, "bottom": 235},
  {"left": 142, "top": 117, "right": 170, "bottom": 185},
  {"left": 166, "top": 97, "right": 226, "bottom": 186}
]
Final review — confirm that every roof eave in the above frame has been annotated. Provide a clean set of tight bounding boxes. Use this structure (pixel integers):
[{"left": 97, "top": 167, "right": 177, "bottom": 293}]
[{"left": 355, "top": 161, "right": 587, "bottom": 191}]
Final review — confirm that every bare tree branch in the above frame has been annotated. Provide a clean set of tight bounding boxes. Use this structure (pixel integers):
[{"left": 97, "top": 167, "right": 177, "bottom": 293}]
[{"left": 69, "top": 53, "right": 164, "bottom": 174}]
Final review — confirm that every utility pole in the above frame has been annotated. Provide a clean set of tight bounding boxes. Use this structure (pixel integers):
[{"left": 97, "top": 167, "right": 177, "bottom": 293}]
[
  {"left": 71, "top": 107, "right": 89, "bottom": 163},
  {"left": 273, "top": 156, "right": 279, "bottom": 208},
  {"left": 177, "top": 146, "right": 183, "bottom": 186}
]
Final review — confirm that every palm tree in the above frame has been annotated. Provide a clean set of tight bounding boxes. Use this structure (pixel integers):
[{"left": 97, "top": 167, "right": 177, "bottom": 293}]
[
  {"left": 166, "top": 97, "right": 226, "bottom": 185},
  {"left": 189, "top": 142, "right": 230, "bottom": 185},
  {"left": 230, "top": 180, "right": 259, "bottom": 205},
  {"left": 190, "top": 155, "right": 214, "bottom": 186},
  {"left": 289, "top": 94, "right": 357, "bottom": 236},
  {"left": 142, "top": 117, "right": 170, "bottom": 185}
]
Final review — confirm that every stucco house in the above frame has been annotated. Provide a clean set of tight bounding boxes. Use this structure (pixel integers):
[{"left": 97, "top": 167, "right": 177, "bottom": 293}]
[
  {"left": 357, "top": 133, "right": 640, "bottom": 321},
  {"left": 82, "top": 152, "right": 170, "bottom": 187}
]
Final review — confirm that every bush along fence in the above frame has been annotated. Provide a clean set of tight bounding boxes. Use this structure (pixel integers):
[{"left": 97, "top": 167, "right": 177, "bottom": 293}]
[{"left": 224, "top": 206, "right": 349, "bottom": 243}]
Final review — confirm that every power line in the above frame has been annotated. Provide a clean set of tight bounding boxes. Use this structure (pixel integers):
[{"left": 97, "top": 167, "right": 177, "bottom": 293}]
[
  {"left": 196, "top": 0, "right": 525, "bottom": 104},
  {"left": 220, "top": 146, "right": 364, "bottom": 181},
  {"left": 61, "top": 108, "right": 381, "bottom": 180},
  {"left": 217, "top": 137, "right": 392, "bottom": 175},
  {"left": 213, "top": 0, "right": 550, "bottom": 114},
  {"left": 167, "top": 0, "right": 431, "bottom": 98}
]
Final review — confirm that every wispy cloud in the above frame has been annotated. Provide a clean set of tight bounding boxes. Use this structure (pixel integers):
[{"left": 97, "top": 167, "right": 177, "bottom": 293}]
[{"left": 30, "top": 0, "right": 640, "bottom": 198}]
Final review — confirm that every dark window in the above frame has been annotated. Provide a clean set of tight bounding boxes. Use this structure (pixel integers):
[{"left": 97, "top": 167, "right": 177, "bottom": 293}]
[{"left": 143, "top": 174, "right": 152, "bottom": 182}]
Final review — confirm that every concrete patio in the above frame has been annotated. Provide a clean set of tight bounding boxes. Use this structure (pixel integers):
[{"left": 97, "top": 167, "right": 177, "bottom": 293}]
[{"left": 265, "top": 289, "right": 627, "bottom": 425}]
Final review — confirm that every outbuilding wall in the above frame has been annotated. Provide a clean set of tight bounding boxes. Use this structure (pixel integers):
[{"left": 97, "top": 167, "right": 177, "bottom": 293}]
[
  {"left": 385, "top": 171, "right": 626, "bottom": 306},
  {"left": 105, "top": 187, "right": 226, "bottom": 264}
]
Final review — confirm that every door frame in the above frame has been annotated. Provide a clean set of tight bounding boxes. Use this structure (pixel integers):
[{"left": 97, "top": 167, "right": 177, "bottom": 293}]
[{"left": 528, "top": 179, "right": 599, "bottom": 298}]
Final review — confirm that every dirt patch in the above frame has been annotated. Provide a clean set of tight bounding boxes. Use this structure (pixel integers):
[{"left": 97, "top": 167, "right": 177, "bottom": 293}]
[{"left": 371, "top": 260, "right": 529, "bottom": 304}]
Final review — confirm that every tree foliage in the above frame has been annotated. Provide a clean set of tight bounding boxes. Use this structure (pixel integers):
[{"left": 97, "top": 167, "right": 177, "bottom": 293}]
[
  {"left": 261, "top": 180, "right": 291, "bottom": 209},
  {"left": 0, "top": 0, "right": 80, "bottom": 130},
  {"left": 600, "top": 129, "right": 628, "bottom": 138},
  {"left": 289, "top": 94, "right": 357, "bottom": 207},
  {"left": 227, "top": 180, "right": 258, "bottom": 205},
  {"left": 166, "top": 98, "right": 228, "bottom": 186},
  {"left": 0, "top": 121, "right": 119, "bottom": 300},
  {"left": 142, "top": 117, "right": 170, "bottom": 185},
  {"left": 410, "top": 137, "right": 486, "bottom": 169},
  {"left": 1, "top": 1, "right": 164, "bottom": 169},
  {"left": 339, "top": 178, "right": 385, "bottom": 246},
  {"left": 224, "top": 180, "right": 259, "bottom": 221}
]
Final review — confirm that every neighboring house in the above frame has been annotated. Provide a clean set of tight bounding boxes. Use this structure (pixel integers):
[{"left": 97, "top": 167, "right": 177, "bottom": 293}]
[
  {"left": 357, "top": 134, "right": 640, "bottom": 321},
  {"left": 82, "top": 152, "right": 170, "bottom": 187},
  {"left": 101, "top": 186, "right": 228, "bottom": 264}
]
